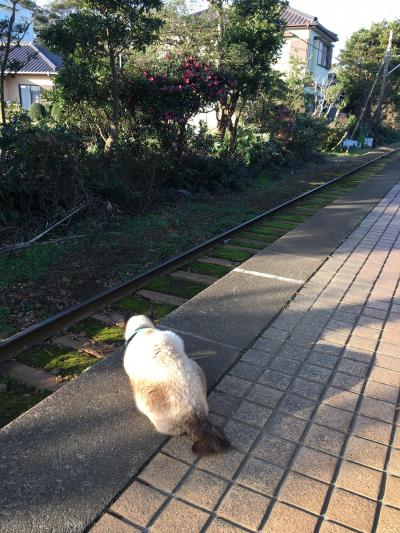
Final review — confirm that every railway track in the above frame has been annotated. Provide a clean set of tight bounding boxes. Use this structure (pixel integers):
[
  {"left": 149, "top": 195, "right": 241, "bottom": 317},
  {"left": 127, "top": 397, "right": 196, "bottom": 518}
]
[{"left": 1, "top": 147, "right": 399, "bottom": 426}]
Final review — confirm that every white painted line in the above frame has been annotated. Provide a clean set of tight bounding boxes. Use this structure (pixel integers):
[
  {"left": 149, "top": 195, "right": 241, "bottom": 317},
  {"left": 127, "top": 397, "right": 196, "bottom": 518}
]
[{"left": 233, "top": 268, "right": 305, "bottom": 285}]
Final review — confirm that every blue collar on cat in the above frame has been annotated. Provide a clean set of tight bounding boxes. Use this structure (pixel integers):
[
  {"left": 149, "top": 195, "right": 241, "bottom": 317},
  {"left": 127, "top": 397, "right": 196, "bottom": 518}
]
[{"left": 125, "top": 327, "right": 151, "bottom": 347}]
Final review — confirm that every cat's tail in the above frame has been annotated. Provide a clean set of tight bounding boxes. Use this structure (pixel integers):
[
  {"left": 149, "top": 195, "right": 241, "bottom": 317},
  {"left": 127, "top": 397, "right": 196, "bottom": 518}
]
[{"left": 187, "top": 412, "right": 230, "bottom": 457}]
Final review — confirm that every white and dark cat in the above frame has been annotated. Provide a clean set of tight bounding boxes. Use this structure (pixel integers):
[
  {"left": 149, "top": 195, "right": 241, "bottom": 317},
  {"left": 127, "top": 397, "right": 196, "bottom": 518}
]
[{"left": 123, "top": 315, "right": 230, "bottom": 456}]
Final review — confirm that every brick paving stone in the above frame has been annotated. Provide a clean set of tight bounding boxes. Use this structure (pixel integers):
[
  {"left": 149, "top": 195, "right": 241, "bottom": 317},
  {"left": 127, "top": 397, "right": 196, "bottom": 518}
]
[
  {"left": 336, "top": 460, "right": 382, "bottom": 500},
  {"left": 326, "top": 488, "right": 376, "bottom": 532},
  {"left": 198, "top": 449, "right": 245, "bottom": 480},
  {"left": 252, "top": 434, "right": 297, "bottom": 467},
  {"left": 237, "top": 457, "right": 284, "bottom": 496},
  {"left": 292, "top": 446, "right": 338, "bottom": 483},
  {"left": 382, "top": 476, "right": 400, "bottom": 512},
  {"left": 269, "top": 356, "right": 302, "bottom": 375},
  {"left": 279, "top": 343, "right": 311, "bottom": 361},
  {"left": 229, "top": 362, "right": 264, "bottom": 382},
  {"left": 331, "top": 371, "right": 364, "bottom": 394},
  {"left": 315, "top": 340, "right": 344, "bottom": 356},
  {"left": 376, "top": 354, "right": 400, "bottom": 372},
  {"left": 217, "top": 485, "right": 270, "bottom": 530},
  {"left": 151, "top": 498, "right": 209, "bottom": 533},
  {"left": 377, "top": 341, "right": 400, "bottom": 358},
  {"left": 289, "top": 377, "right": 325, "bottom": 401},
  {"left": 251, "top": 338, "right": 283, "bottom": 354},
  {"left": 208, "top": 391, "right": 241, "bottom": 417},
  {"left": 305, "top": 424, "right": 346, "bottom": 455},
  {"left": 279, "top": 393, "right": 316, "bottom": 420},
  {"left": 323, "top": 387, "right": 360, "bottom": 412},
  {"left": 111, "top": 482, "right": 166, "bottom": 527},
  {"left": 351, "top": 325, "right": 380, "bottom": 340},
  {"left": 298, "top": 363, "right": 333, "bottom": 384},
  {"left": 363, "top": 307, "right": 388, "bottom": 320},
  {"left": 261, "top": 327, "right": 290, "bottom": 342},
  {"left": 138, "top": 454, "right": 189, "bottom": 493},
  {"left": 246, "top": 384, "right": 284, "bottom": 407},
  {"left": 91, "top": 513, "right": 138, "bottom": 532},
  {"left": 233, "top": 400, "right": 272, "bottom": 428},
  {"left": 394, "top": 428, "right": 400, "bottom": 449},
  {"left": 262, "top": 501, "right": 319, "bottom": 532},
  {"left": 307, "top": 350, "right": 338, "bottom": 369},
  {"left": 336, "top": 358, "right": 369, "bottom": 378},
  {"left": 162, "top": 435, "right": 197, "bottom": 464},
  {"left": 258, "top": 369, "right": 292, "bottom": 391},
  {"left": 347, "top": 335, "right": 378, "bottom": 352},
  {"left": 359, "top": 396, "right": 396, "bottom": 423},
  {"left": 343, "top": 346, "right": 374, "bottom": 364},
  {"left": 364, "top": 380, "right": 399, "bottom": 403},
  {"left": 216, "top": 376, "right": 253, "bottom": 397},
  {"left": 344, "top": 435, "right": 388, "bottom": 470},
  {"left": 387, "top": 448, "right": 400, "bottom": 476},
  {"left": 241, "top": 349, "right": 274, "bottom": 367},
  {"left": 286, "top": 333, "right": 317, "bottom": 349},
  {"left": 224, "top": 420, "right": 260, "bottom": 452},
  {"left": 370, "top": 366, "right": 400, "bottom": 387},
  {"left": 358, "top": 315, "right": 385, "bottom": 330},
  {"left": 319, "top": 520, "right": 356, "bottom": 532},
  {"left": 321, "top": 329, "right": 350, "bottom": 346},
  {"left": 206, "top": 518, "right": 248, "bottom": 532},
  {"left": 377, "top": 505, "right": 400, "bottom": 533},
  {"left": 314, "top": 404, "right": 353, "bottom": 433},
  {"left": 267, "top": 412, "right": 307, "bottom": 443},
  {"left": 177, "top": 469, "right": 228, "bottom": 511},
  {"left": 279, "top": 471, "right": 329, "bottom": 514}
]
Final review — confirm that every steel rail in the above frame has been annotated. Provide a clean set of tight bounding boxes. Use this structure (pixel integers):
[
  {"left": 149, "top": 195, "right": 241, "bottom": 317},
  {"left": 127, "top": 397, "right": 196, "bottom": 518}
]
[{"left": 1, "top": 147, "right": 398, "bottom": 361}]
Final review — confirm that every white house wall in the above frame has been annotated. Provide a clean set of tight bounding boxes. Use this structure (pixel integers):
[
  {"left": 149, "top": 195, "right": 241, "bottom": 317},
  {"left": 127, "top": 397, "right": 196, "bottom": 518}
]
[{"left": 4, "top": 74, "right": 54, "bottom": 103}]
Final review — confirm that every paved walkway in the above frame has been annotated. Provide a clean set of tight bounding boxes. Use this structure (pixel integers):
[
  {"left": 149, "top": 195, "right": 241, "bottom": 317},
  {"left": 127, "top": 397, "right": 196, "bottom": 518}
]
[{"left": 93, "top": 181, "right": 400, "bottom": 532}]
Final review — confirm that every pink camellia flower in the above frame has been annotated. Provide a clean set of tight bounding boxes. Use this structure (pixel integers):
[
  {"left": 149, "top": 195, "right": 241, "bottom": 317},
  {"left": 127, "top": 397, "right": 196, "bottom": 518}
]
[{"left": 149, "top": 76, "right": 154, "bottom": 82}]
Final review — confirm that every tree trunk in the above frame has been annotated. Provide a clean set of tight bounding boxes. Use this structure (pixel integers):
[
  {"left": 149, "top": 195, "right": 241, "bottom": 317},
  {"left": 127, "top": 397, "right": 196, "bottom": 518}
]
[
  {"left": 104, "top": 48, "right": 120, "bottom": 156},
  {"left": 0, "top": 1, "right": 18, "bottom": 125}
]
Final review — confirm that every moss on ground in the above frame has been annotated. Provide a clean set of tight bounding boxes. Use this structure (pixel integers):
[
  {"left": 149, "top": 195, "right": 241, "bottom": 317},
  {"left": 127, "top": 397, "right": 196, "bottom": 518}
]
[
  {"left": 145, "top": 275, "right": 206, "bottom": 299},
  {"left": 237, "top": 231, "right": 275, "bottom": 243},
  {"left": 274, "top": 213, "right": 309, "bottom": 222},
  {"left": 182, "top": 262, "right": 232, "bottom": 278},
  {"left": 208, "top": 246, "right": 254, "bottom": 262},
  {"left": 264, "top": 220, "right": 297, "bottom": 230},
  {"left": 251, "top": 225, "right": 287, "bottom": 236},
  {"left": 72, "top": 318, "right": 124, "bottom": 344},
  {"left": 0, "top": 375, "right": 49, "bottom": 429},
  {"left": 17, "top": 345, "right": 97, "bottom": 378},
  {"left": 117, "top": 296, "right": 177, "bottom": 319},
  {"left": 229, "top": 239, "right": 265, "bottom": 250}
]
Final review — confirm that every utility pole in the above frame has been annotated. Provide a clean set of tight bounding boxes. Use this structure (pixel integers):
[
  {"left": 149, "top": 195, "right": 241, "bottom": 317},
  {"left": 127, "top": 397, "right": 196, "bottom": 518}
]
[{"left": 373, "top": 29, "right": 393, "bottom": 145}]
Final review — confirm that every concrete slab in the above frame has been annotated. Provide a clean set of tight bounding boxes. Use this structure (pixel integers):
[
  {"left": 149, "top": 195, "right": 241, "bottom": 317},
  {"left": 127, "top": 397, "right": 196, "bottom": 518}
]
[
  {"left": 0, "top": 352, "right": 166, "bottom": 532},
  {"left": 161, "top": 271, "right": 300, "bottom": 349}
]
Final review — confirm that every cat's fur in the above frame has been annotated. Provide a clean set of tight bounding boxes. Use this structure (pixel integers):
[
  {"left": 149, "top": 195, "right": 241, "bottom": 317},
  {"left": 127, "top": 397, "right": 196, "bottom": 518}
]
[{"left": 123, "top": 315, "right": 230, "bottom": 456}]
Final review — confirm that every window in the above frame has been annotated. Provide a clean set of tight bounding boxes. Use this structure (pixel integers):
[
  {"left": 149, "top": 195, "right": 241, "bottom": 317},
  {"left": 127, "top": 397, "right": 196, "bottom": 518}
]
[
  {"left": 317, "top": 41, "right": 332, "bottom": 70},
  {"left": 19, "top": 85, "right": 42, "bottom": 110}
]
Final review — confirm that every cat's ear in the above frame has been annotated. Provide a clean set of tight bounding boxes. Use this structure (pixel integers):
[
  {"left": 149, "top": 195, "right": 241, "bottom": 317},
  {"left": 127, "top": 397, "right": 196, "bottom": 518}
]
[
  {"left": 123, "top": 312, "right": 131, "bottom": 329},
  {"left": 148, "top": 304, "right": 155, "bottom": 322}
]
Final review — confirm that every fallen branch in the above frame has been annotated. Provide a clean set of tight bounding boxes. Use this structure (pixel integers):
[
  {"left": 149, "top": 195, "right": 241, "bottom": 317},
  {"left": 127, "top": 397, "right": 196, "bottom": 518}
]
[{"left": 0, "top": 204, "right": 87, "bottom": 255}]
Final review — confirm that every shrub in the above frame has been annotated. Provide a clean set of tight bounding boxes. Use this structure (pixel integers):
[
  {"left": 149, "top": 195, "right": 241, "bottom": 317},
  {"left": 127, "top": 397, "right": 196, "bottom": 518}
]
[
  {"left": 28, "top": 102, "right": 47, "bottom": 121},
  {"left": 51, "top": 102, "right": 63, "bottom": 122}
]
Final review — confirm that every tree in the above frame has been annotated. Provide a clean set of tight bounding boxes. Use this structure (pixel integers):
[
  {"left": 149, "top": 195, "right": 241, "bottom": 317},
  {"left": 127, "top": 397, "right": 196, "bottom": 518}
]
[
  {"left": 337, "top": 21, "right": 400, "bottom": 140},
  {"left": 0, "top": 0, "right": 33, "bottom": 124},
  {"left": 40, "top": 0, "right": 163, "bottom": 154}
]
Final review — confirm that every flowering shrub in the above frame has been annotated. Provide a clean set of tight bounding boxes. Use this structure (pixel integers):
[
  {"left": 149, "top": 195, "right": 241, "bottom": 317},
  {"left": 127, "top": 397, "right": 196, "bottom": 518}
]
[{"left": 125, "top": 55, "right": 232, "bottom": 127}]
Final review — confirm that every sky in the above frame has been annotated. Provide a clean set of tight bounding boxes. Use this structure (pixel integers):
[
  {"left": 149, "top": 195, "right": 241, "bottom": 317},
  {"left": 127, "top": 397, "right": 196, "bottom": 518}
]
[
  {"left": 35, "top": 0, "right": 399, "bottom": 57},
  {"left": 290, "top": 0, "right": 399, "bottom": 55}
]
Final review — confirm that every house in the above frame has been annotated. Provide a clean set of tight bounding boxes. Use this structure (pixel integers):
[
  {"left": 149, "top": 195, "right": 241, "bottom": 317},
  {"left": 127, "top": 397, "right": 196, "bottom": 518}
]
[
  {"left": 3, "top": 43, "right": 62, "bottom": 109},
  {"left": 1, "top": 2, "right": 62, "bottom": 110},
  {"left": 276, "top": 6, "right": 338, "bottom": 86}
]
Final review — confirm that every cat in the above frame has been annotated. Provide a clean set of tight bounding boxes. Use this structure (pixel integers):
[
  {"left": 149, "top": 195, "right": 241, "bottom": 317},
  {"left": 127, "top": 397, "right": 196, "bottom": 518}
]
[{"left": 123, "top": 314, "right": 230, "bottom": 456}]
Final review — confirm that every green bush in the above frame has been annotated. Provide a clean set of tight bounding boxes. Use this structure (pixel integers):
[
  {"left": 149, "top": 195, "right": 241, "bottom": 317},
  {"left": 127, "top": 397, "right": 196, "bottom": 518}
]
[
  {"left": 28, "top": 102, "right": 47, "bottom": 121},
  {"left": 51, "top": 102, "right": 63, "bottom": 122}
]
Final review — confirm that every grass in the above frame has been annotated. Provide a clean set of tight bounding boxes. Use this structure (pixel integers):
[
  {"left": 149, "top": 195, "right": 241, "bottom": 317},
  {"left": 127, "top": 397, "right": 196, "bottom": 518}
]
[
  {"left": 0, "top": 305, "right": 14, "bottom": 339},
  {"left": 116, "top": 296, "right": 177, "bottom": 320},
  {"left": 182, "top": 262, "right": 232, "bottom": 278},
  {"left": 264, "top": 220, "right": 297, "bottom": 230},
  {"left": 237, "top": 231, "right": 275, "bottom": 243},
  {"left": 145, "top": 275, "right": 207, "bottom": 299},
  {"left": 17, "top": 345, "right": 97, "bottom": 378},
  {"left": 0, "top": 375, "right": 49, "bottom": 429},
  {"left": 229, "top": 239, "right": 265, "bottom": 250},
  {"left": 208, "top": 246, "right": 254, "bottom": 262},
  {"left": 72, "top": 318, "right": 124, "bottom": 344}
]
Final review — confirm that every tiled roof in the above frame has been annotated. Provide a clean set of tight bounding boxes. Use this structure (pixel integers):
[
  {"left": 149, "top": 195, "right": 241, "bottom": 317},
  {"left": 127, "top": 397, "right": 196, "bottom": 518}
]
[
  {"left": 3, "top": 43, "right": 63, "bottom": 73},
  {"left": 284, "top": 6, "right": 338, "bottom": 42}
]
